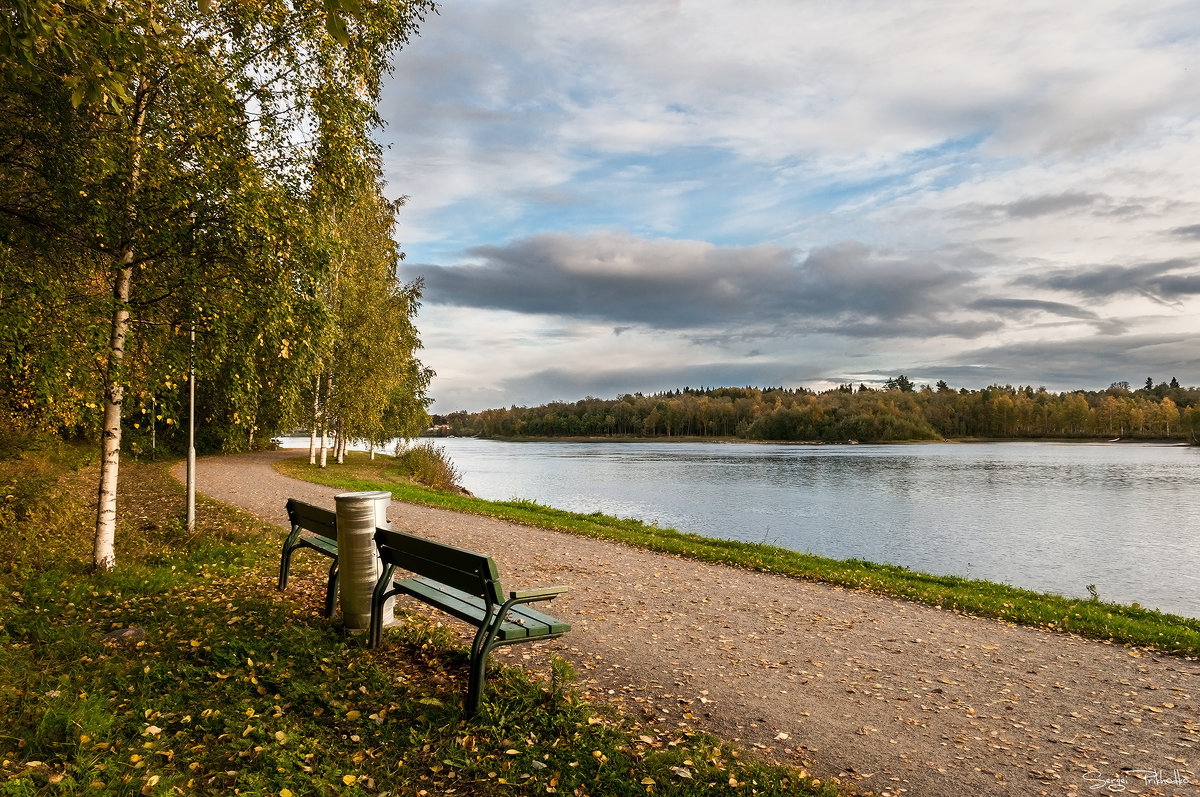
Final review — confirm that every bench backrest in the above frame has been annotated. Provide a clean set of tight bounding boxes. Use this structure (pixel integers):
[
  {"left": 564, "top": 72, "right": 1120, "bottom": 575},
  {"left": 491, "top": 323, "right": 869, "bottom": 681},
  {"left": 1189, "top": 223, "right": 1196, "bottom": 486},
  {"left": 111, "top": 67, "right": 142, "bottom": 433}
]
[
  {"left": 375, "top": 527, "right": 504, "bottom": 605},
  {"left": 286, "top": 499, "right": 337, "bottom": 542}
]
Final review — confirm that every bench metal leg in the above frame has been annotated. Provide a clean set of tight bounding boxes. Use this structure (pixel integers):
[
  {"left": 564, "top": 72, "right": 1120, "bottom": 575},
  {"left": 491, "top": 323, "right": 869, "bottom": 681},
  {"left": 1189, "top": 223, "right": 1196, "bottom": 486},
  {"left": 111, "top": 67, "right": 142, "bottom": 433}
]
[
  {"left": 465, "top": 615, "right": 506, "bottom": 716},
  {"left": 279, "top": 548, "right": 293, "bottom": 591},
  {"left": 324, "top": 560, "right": 339, "bottom": 618},
  {"left": 369, "top": 564, "right": 396, "bottom": 649},
  {"left": 466, "top": 654, "right": 489, "bottom": 716},
  {"left": 278, "top": 528, "right": 302, "bottom": 591}
]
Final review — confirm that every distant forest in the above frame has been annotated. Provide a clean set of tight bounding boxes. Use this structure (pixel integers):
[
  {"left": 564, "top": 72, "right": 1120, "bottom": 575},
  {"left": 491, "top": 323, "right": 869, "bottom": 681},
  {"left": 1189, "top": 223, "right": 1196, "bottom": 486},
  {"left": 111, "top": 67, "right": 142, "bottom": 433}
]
[{"left": 431, "top": 378, "right": 1200, "bottom": 443}]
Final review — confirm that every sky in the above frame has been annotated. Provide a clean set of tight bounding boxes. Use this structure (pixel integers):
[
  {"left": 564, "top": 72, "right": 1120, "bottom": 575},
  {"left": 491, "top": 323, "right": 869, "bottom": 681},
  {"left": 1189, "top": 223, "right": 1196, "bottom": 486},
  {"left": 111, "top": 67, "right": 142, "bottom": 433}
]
[{"left": 376, "top": 0, "right": 1200, "bottom": 413}]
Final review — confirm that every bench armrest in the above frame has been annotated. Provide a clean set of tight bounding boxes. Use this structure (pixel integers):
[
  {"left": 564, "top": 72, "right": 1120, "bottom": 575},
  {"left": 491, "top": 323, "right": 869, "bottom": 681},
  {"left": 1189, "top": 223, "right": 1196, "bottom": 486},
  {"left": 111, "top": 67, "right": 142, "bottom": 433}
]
[{"left": 508, "top": 586, "right": 568, "bottom": 603}]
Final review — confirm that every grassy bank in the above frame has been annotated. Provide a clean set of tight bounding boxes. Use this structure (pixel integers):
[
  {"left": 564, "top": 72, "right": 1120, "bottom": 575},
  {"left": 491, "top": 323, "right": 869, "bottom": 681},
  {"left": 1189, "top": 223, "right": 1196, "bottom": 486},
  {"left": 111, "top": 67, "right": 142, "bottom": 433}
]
[
  {"left": 277, "top": 452, "right": 1200, "bottom": 659},
  {"left": 0, "top": 444, "right": 835, "bottom": 796}
]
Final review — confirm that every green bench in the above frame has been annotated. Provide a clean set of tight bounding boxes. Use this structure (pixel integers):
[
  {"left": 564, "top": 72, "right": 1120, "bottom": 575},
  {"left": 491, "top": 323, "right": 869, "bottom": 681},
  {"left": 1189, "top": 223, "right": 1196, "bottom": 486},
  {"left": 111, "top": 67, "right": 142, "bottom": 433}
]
[
  {"left": 370, "top": 526, "right": 571, "bottom": 714},
  {"left": 279, "top": 499, "right": 339, "bottom": 618}
]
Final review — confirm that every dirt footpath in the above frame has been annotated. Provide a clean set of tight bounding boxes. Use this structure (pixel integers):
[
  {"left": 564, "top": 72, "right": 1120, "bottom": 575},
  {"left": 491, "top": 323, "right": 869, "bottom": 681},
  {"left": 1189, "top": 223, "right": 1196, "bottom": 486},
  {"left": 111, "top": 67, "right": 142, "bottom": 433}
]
[{"left": 178, "top": 450, "right": 1199, "bottom": 797}]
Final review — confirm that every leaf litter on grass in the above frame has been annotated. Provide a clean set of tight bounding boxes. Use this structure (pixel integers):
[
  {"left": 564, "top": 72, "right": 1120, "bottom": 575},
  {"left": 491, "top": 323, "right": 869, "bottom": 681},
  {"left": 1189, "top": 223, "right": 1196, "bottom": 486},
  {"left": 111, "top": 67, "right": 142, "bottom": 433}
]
[{"left": 0, "top": 453, "right": 837, "bottom": 796}]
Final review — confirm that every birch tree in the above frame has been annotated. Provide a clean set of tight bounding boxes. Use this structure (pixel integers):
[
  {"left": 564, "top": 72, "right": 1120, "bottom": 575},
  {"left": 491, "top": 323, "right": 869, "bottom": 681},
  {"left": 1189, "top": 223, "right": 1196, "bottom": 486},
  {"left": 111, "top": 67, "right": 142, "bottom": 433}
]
[
  {"left": 319, "top": 168, "right": 431, "bottom": 456},
  {"left": 1, "top": 0, "right": 434, "bottom": 568}
]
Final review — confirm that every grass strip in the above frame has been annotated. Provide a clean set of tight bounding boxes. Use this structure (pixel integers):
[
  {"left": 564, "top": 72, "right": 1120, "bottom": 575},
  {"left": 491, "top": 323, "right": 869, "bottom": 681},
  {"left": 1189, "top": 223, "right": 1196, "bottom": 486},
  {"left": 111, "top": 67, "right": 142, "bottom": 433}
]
[
  {"left": 0, "top": 446, "right": 837, "bottom": 796},
  {"left": 277, "top": 452, "right": 1200, "bottom": 659}
]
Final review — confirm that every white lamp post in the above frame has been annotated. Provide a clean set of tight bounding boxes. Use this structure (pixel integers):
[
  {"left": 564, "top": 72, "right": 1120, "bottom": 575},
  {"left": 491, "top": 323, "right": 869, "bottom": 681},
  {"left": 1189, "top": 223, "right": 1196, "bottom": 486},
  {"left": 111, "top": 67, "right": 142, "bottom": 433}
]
[{"left": 186, "top": 321, "right": 196, "bottom": 532}]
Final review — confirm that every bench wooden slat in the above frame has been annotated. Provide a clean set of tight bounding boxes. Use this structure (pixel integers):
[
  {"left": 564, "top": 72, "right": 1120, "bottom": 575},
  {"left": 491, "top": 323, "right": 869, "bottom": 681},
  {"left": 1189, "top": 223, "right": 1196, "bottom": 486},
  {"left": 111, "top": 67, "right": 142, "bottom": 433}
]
[
  {"left": 396, "top": 577, "right": 567, "bottom": 639},
  {"left": 376, "top": 529, "right": 504, "bottom": 604},
  {"left": 294, "top": 534, "right": 337, "bottom": 556},
  {"left": 286, "top": 500, "right": 337, "bottom": 541},
  {"left": 504, "top": 602, "right": 572, "bottom": 637},
  {"left": 499, "top": 601, "right": 570, "bottom": 637}
]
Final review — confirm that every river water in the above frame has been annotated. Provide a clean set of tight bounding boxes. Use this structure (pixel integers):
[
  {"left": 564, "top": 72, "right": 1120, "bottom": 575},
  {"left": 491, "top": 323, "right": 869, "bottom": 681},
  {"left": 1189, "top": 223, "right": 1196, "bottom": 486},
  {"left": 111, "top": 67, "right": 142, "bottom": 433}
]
[{"left": 280, "top": 437, "right": 1200, "bottom": 619}]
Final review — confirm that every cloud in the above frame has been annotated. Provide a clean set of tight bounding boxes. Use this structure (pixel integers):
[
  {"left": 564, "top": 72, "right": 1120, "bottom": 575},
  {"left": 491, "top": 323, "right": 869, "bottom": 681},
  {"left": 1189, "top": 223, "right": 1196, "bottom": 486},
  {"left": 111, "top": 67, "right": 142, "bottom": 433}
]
[
  {"left": 932, "top": 333, "right": 1198, "bottom": 389},
  {"left": 383, "top": 2, "right": 1200, "bottom": 205},
  {"left": 377, "top": 2, "right": 1200, "bottom": 411},
  {"left": 969, "top": 297, "right": 1101, "bottom": 320},
  {"left": 795, "top": 242, "right": 979, "bottom": 320},
  {"left": 407, "top": 233, "right": 983, "bottom": 332},
  {"left": 808, "top": 317, "right": 1005, "bottom": 341},
  {"left": 957, "top": 191, "right": 1170, "bottom": 225},
  {"left": 493, "top": 362, "right": 816, "bottom": 407},
  {"left": 967, "top": 297, "right": 1127, "bottom": 333},
  {"left": 1015, "top": 258, "right": 1200, "bottom": 302},
  {"left": 996, "top": 193, "right": 1104, "bottom": 219}
]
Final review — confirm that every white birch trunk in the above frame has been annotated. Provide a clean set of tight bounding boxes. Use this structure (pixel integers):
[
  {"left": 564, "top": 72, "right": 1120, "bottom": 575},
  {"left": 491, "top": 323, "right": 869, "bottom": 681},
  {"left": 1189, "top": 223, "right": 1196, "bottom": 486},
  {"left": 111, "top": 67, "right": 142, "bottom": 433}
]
[
  {"left": 308, "top": 374, "right": 320, "bottom": 464},
  {"left": 95, "top": 264, "right": 132, "bottom": 570},
  {"left": 94, "top": 82, "right": 148, "bottom": 571},
  {"left": 319, "top": 373, "right": 330, "bottom": 468}
]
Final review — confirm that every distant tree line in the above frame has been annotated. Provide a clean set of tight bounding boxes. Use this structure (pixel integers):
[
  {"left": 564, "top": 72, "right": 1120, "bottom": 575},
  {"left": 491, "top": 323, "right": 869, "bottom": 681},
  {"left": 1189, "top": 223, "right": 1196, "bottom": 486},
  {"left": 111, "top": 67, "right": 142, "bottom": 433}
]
[{"left": 431, "top": 378, "right": 1200, "bottom": 444}]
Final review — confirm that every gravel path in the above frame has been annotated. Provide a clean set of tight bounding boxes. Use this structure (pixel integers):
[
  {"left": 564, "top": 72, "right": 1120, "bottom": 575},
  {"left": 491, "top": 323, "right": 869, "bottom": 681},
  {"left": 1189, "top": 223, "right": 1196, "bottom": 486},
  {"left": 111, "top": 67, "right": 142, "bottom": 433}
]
[{"left": 178, "top": 450, "right": 1199, "bottom": 797}]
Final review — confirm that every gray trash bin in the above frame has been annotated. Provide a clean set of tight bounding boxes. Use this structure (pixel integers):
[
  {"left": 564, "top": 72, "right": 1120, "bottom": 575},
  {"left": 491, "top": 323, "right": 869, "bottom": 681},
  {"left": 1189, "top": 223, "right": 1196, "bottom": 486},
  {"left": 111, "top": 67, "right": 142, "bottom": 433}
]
[{"left": 334, "top": 491, "right": 393, "bottom": 632}]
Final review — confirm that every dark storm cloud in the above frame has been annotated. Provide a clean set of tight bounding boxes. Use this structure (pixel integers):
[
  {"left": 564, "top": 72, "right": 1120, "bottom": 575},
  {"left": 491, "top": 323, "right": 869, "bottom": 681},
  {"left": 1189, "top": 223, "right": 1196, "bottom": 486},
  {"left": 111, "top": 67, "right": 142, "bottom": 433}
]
[
  {"left": 406, "top": 233, "right": 981, "bottom": 332},
  {"left": 1015, "top": 258, "right": 1200, "bottom": 302}
]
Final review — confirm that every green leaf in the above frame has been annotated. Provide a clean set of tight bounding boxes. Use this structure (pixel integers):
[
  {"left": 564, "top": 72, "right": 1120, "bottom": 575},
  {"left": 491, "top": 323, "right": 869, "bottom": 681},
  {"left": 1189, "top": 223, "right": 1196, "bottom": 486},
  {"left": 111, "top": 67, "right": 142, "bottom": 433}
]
[
  {"left": 197, "top": 0, "right": 211, "bottom": 14},
  {"left": 325, "top": 13, "right": 349, "bottom": 46}
]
